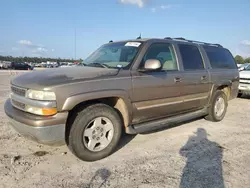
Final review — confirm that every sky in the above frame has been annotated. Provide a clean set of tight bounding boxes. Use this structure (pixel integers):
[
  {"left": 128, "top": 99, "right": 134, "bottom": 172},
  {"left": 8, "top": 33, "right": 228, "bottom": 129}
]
[{"left": 0, "top": 0, "right": 250, "bottom": 59}]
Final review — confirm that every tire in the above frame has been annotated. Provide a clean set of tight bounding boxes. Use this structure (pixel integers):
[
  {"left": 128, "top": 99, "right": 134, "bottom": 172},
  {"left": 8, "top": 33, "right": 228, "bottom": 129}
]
[
  {"left": 67, "top": 103, "right": 122, "bottom": 162},
  {"left": 205, "top": 90, "right": 228, "bottom": 122},
  {"left": 237, "top": 93, "right": 243, "bottom": 98}
]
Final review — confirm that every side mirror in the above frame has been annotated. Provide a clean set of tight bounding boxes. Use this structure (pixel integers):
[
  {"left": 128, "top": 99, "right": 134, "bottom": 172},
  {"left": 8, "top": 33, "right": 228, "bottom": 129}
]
[{"left": 141, "top": 59, "right": 162, "bottom": 71}]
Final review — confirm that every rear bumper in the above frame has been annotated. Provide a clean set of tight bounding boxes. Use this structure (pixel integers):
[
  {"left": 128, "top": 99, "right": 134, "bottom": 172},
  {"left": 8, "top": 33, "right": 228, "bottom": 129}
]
[{"left": 4, "top": 99, "right": 68, "bottom": 145}]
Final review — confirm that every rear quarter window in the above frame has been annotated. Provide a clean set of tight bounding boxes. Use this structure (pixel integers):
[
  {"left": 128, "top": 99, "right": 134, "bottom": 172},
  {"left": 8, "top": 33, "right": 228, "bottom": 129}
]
[{"left": 203, "top": 46, "right": 237, "bottom": 69}]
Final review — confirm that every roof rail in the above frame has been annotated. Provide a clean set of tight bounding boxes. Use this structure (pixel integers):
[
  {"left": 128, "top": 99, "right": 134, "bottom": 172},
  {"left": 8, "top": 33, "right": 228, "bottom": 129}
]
[
  {"left": 170, "top": 37, "right": 222, "bottom": 47},
  {"left": 174, "top": 37, "right": 186, "bottom": 40},
  {"left": 213, "top": 44, "right": 223, "bottom": 47}
]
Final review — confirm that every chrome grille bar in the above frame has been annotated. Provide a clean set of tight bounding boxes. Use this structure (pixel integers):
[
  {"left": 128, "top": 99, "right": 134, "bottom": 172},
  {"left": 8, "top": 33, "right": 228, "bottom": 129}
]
[{"left": 11, "top": 85, "right": 27, "bottom": 97}]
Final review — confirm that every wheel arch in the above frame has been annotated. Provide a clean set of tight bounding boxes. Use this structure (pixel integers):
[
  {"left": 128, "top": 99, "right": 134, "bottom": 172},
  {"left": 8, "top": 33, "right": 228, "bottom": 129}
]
[
  {"left": 209, "top": 82, "right": 232, "bottom": 104},
  {"left": 63, "top": 90, "right": 132, "bottom": 128}
]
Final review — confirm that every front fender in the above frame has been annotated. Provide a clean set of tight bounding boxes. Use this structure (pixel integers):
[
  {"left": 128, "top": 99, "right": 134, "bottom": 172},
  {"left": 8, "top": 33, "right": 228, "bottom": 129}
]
[{"left": 61, "top": 89, "right": 132, "bottom": 112}]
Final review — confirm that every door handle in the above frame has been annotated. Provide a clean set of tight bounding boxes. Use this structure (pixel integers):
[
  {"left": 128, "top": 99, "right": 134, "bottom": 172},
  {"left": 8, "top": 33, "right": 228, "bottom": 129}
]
[
  {"left": 174, "top": 77, "right": 182, "bottom": 83},
  {"left": 201, "top": 76, "right": 207, "bottom": 81}
]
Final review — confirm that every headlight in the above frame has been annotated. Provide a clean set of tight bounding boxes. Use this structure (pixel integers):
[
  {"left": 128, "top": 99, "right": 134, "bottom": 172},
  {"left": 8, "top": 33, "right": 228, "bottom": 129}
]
[{"left": 26, "top": 90, "right": 56, "bottom": 101}]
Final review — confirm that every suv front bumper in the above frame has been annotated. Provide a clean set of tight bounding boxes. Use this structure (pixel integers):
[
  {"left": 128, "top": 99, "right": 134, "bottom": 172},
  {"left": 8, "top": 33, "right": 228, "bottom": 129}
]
[
  {"left": 238, "top": 83, "right": 250, "bottom": 94},
  {"left": 4, "top": 99, "right": 68, "bottom": 145}
]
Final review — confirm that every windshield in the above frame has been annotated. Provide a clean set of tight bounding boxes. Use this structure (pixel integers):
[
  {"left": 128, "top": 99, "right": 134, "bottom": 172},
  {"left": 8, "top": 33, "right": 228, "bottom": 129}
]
[
  {"left": 245, "top": 64, "right": 250, "bottom": 70},
  {"left": 240, "top": 63, "right": 250, "bottom": 70},
  {"left": 83, "top": 42, "right": 142, "bottom": 69}
]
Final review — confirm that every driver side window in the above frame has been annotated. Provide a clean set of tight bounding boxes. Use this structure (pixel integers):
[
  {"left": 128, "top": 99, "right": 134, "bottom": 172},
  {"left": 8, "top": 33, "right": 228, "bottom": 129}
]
[{"left": 141, "top": 43, "right": 178, "bottom": 71}]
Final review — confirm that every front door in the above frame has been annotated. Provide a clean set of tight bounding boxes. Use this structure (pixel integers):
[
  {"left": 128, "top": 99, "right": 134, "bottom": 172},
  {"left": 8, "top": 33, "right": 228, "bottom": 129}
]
[{"left": 131, "top": 43, "right": 184, "bottom": 123}]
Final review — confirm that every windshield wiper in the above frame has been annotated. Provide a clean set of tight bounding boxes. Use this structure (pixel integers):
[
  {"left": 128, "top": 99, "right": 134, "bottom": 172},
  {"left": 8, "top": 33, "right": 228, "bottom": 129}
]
[{"left": 86, "top": 62, "right": 109, "bottom": 68}]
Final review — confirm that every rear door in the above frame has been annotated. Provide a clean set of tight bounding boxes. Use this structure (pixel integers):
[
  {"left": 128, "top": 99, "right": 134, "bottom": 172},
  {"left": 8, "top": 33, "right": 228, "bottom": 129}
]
[{"left": 176, "top": 43, "right": 210, "bottom": 111}]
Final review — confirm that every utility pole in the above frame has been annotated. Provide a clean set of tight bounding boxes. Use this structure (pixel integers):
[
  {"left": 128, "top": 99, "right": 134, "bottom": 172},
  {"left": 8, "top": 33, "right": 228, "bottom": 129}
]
[{"left": 74, "top": 28, "right": 76, "bottom": 60}]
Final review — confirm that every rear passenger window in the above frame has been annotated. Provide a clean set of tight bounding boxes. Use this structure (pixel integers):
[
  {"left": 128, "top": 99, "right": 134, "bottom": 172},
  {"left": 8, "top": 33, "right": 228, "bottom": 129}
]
[
  {"left": 203, "top": 46, "right": 237, "bottom": 69},
  {"left": 179, "top": 44, "right": 204, "bottom": 70}
]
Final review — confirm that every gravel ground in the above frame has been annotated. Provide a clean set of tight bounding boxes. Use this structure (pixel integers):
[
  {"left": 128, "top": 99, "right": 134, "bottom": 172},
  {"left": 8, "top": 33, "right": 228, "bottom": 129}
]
[{"left": 0, "top": 71, "right": 250, "bottom": 188}]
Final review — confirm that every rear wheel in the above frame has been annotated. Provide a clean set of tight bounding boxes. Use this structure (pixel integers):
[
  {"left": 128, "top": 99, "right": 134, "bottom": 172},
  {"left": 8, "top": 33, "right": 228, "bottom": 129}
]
[
  {"left": 67, "top": 103, "right": 122, "bottom": 161},
  {"left": 205, "top": 90, "right": 228, "bottom": 122}
]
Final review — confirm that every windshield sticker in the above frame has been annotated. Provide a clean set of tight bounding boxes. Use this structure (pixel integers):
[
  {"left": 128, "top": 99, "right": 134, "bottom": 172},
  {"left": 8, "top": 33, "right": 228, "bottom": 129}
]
[
  {"left": 117, "top": 64, "right": 123, "bottom": 68},
  {"left": 125, "top": 42, "right": 141, "bottom": 47}
]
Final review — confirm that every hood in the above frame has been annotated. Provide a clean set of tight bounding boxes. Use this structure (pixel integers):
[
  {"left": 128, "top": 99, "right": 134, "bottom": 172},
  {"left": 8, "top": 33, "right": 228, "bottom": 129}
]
[
  {"left": 239, "top": 70, "right": 250, "bottom": 79},
  {"left": 11, "top": 67, "right": 119, "bottom": 90}
]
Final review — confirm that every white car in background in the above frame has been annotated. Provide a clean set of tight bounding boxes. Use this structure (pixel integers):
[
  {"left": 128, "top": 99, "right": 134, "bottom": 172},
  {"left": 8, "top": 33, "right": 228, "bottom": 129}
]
[
  {"left": 238, "top": 64, "right": 250, "bottom": 97},
  {"left": 238, "top": 63, "right": 250, "bottom": 71}
]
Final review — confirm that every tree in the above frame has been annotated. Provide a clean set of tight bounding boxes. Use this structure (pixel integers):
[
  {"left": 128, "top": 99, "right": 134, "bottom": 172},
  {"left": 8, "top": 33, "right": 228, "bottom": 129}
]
[
  {"left": 235, "top": 55, "right": 245, "bottom": 64},
  {"left": 245, "top": 57, "right": 250, "bottom": 63}
]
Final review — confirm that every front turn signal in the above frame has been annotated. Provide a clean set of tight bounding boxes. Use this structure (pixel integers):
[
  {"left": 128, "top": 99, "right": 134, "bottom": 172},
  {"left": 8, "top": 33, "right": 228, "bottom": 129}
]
[{"left": 42, "top": 108, "right": 57, "bottom": 116}]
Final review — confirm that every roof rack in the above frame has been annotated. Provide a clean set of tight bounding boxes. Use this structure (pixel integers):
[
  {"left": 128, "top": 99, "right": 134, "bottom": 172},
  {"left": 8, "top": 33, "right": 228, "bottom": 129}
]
[
  {"left": 164, "top": 37, "right": 222, "bottom": 47},
  {"left": 173, "top": 37, "right": 186, "bottom": 40}
]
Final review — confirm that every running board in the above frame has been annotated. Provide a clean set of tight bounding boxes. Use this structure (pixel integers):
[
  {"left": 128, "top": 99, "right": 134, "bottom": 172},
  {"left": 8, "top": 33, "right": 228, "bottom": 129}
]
[{"left": 125, "top": 108, "right": 208, "bottom": 134}]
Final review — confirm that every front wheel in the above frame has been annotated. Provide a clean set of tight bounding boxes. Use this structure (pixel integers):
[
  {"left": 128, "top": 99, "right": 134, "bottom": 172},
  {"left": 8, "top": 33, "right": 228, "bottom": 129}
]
[
  {"left": 205, "top": 90, "right": 228, "bottom": 122},
  {"left": 67, "top": 103, "right": 122, "bottom": 161}
]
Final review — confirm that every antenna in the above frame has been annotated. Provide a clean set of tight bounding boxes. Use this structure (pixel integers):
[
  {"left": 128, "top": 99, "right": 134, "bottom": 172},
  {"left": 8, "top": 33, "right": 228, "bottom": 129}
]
[{"left": 137, "top": 33, "right": 142, "bottom": 39}]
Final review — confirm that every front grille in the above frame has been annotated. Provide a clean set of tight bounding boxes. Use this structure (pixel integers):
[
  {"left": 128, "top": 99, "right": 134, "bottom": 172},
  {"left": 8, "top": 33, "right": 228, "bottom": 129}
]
[
  {"left": 240, "top": 78, "right": 250, "bottom": 80},
  {"left": 11, "top": 99, "right": 26, "bottom": 110},
  {"left": 240, "top": 79, "right": 250, "bottom": 84},
  {"left": 240, "top": 82, "right": 250, "bottom": 84},
  {"left": 11, "top": 85, "right": 26, "bottom": 97}
]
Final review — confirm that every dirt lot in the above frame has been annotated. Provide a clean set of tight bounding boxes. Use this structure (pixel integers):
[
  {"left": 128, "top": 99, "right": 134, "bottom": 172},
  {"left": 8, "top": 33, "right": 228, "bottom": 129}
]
[{"left": 0, "top": 71, "right": 250, "bottom": 188}]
